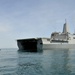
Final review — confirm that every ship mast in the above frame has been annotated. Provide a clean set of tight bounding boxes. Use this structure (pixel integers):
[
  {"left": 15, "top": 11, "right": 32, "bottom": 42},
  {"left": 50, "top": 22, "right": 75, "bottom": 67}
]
[{"left": 63, "top": 19, "right": 69, "bottom": 34}]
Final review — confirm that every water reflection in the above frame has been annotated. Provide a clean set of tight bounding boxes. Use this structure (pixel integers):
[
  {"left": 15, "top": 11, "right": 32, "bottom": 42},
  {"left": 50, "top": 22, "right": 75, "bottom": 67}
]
[
  {"left": 50, "top": 50, "right": 71, "bottom": 75},
  {"left": 17, "top": 51, "right": 43, "bottom": 75},
  {"left": 18, "top": 49, "right": 43, "bottom": 53},
  {"left": 17, "top": 49, "right": 75, "bottom": 75}
]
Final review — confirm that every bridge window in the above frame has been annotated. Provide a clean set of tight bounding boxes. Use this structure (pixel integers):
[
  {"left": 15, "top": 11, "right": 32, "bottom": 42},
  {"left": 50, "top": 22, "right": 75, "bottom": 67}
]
[
  {"left": 47, "top": 39, "right": 50, "bottom": 41},
  {"left": 73, "top": 37, "right": 75, "bottom": 39}
]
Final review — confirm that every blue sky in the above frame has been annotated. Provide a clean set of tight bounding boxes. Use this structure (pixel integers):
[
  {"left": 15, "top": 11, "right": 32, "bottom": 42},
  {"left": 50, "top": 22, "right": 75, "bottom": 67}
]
[{"left": 0, "top": 0, "right": 75, "bottom": 48}]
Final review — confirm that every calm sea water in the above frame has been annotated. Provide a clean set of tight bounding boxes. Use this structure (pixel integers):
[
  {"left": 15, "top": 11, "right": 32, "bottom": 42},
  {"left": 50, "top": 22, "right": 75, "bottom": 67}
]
[{"left": 0, "top": 48, "right": 75, "bottom": 75}]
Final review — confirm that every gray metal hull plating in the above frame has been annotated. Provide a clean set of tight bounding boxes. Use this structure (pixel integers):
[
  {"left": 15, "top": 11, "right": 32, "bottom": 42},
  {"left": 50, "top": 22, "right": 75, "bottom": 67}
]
[{"left": 43, "top": 44, "right": 75, "bottom": 50}]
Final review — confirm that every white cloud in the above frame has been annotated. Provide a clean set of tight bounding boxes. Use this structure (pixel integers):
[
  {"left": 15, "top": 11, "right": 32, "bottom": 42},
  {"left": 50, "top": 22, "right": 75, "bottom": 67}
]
[
  {"left": 0, "top": 26, "right": 7, "bottom": 32},
  {"left": 0, "top": 23, "right": 12, "bottom": 33}
]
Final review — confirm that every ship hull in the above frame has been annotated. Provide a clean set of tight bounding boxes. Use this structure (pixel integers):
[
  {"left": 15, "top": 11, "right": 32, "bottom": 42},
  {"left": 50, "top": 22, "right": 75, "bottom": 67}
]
[
  {"left": 43, "top": 44, "right": 75, "bottom": 50},
  {"left": 17, "top": 38, "right": 75, "bottom": 51},
  {"left": 17, "top": 38, "right": 38, "bottom": 52}
]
